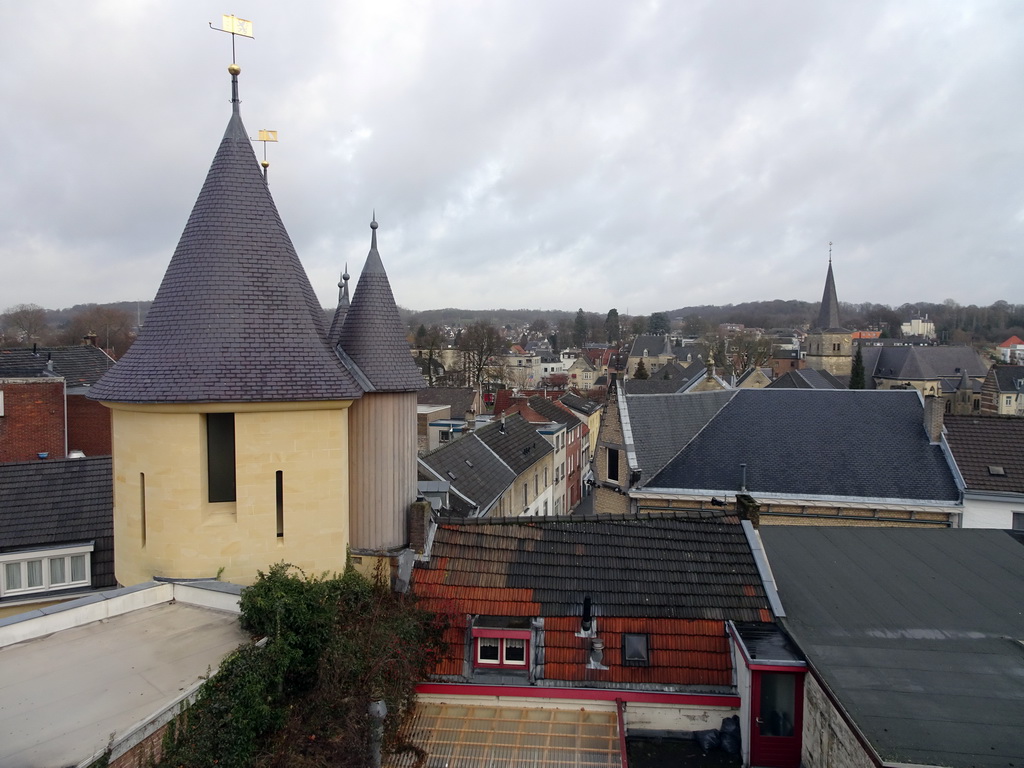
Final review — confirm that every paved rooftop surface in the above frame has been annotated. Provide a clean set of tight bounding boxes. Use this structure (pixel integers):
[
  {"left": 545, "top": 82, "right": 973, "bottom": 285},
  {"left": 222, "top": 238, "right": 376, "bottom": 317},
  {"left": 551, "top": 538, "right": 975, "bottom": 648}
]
[{"left": 0, "top": 601, "right": 247, "bottom": 767}]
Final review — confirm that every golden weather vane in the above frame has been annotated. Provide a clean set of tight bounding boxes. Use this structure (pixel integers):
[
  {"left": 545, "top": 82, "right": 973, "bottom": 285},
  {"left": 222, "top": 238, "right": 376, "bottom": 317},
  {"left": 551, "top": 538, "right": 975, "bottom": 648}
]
[
  {"left": 253, "top": 129, "right": 278, "bottom": 180},
  {"left": 209, "top": 14, "right": 254, "bottom": 63}
]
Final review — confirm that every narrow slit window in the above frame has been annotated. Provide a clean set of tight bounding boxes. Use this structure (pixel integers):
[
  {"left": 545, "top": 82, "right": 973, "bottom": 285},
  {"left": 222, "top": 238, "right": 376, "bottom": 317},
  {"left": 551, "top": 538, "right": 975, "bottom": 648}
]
[
  {"left": 276, "top": 470, "right": 284, "bottom": 538},
  {"left": 140, "top": 472, "right": 147, "bottom": 547},
  {"left": 207, "top": 413, "right": 236, "bottom": 503}
]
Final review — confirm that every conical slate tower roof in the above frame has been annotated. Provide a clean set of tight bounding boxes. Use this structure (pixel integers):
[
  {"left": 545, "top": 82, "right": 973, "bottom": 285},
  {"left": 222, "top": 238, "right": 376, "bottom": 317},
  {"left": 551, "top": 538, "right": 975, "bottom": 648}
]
[
  {"left": 91, "top": 68, "right": 362, "bottom": 403},
  {"left": 814, "top": 259, "right": 845, "bottom": 331},
  {"left": 327, "top": 265, "right": 350, "bottom": 347},
  {"left": 335, "top": 219, "right": 426, "bottom": 392}
]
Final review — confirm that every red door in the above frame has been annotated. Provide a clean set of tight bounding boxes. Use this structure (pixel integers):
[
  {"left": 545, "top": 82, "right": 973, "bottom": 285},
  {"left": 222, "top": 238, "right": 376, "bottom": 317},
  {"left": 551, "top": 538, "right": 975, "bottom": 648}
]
[{"left": 750, "top": 670, "right": 804, "bottom": 768}]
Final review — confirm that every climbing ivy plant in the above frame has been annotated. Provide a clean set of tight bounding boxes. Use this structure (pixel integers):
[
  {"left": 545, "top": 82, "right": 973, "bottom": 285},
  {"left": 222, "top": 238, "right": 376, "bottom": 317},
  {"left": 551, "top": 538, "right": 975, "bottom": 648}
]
[{"left": 157, "top": 562, "right": 448, "bottom": 768}]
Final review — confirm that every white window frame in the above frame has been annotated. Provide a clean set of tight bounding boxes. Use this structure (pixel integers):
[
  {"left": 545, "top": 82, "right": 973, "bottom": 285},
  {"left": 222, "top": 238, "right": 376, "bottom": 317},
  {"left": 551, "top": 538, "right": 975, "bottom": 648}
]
[
  {"left": 0, "top": 544, "right": 93, "bottom": 597},
  {"left": 473, "top": 631, "right": 530, "bottom": 668}
]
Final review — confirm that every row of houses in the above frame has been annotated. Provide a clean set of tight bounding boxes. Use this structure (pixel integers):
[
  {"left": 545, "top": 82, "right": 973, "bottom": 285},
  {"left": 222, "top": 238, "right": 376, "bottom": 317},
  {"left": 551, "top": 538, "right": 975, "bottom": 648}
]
[{"left": 2, "top": 58, "right": 1022, "bottom": 768}]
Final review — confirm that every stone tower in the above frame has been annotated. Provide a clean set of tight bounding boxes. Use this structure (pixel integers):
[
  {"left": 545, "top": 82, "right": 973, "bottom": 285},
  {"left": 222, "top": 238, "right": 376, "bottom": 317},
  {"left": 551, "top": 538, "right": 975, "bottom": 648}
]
[{"left": 804, "top": 258, "right": 853, "bottom": 377}]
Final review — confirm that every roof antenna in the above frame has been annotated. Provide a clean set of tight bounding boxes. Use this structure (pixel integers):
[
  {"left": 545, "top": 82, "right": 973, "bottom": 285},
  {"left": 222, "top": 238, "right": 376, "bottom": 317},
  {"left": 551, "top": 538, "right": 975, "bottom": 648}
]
[{"left": 828, "top": 240, "right": 833, "bottom": 265}]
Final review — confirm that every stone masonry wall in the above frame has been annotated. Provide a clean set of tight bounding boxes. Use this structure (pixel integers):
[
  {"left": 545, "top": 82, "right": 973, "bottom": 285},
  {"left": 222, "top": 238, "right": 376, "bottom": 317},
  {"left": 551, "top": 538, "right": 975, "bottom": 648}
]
[{"left": 801, "top": 672, "right": 876, "bottom": 768}]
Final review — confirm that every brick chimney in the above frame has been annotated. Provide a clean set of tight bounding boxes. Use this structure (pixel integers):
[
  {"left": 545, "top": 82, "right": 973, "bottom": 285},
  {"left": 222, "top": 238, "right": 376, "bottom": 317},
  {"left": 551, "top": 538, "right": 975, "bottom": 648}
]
[
  {"left": 923, "top": 395, "right": 944, "bottom": 444},
  {"left": 407, "top": 499, "right": 433, "bottom": 554}
]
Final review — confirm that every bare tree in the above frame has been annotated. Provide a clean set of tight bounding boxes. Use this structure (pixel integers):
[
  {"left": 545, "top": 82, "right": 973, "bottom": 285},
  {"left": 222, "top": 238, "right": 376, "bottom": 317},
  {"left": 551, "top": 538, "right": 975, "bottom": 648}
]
[
  {"left": 2, "top": 303, "right": 50, "bottom": 344},
  {"left": 458, "top": 322, "right": 505, "bottom": 388}
]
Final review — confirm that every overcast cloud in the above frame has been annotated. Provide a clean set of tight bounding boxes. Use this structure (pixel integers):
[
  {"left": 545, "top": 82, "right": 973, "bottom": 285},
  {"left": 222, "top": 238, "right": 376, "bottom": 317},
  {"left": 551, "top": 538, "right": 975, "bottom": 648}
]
[{"left": 2, "top": 1, "right": 1022, "bottom": 316}]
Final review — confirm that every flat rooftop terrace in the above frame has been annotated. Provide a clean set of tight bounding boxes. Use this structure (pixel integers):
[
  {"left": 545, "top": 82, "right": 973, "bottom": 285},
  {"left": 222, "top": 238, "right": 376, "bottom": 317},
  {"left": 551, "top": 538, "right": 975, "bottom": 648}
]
[{"left": 0, "top": 582, "right": 247, "bottom": 768}]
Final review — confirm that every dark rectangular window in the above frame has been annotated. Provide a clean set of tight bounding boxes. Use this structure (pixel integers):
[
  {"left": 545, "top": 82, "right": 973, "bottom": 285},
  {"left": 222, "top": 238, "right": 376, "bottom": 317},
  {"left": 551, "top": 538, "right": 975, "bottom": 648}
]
[
  {"left": 607, "top": 448, "right": 619, "bottom": 482},
  {"left": 140, "top": 473, "right": 147, "bottom": 547},
  {"left": 276, "top": 470, "right": 284, "bottom": 537},
  {"left": 207, "top": 413, "right": 236, "bottom": 503},
  {"left": 622, "top": 633, "right": 649, "bottom": 666}
]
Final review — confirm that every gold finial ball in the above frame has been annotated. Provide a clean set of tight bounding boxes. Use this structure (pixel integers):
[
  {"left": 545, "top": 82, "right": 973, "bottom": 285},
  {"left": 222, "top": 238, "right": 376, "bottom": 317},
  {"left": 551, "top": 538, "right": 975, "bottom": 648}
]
[
  {"left": 228, "top": 63, "right": 241, "bottom": 76},
  {"left": 261, "top": 160, "right": 269, "bottom": 168}
]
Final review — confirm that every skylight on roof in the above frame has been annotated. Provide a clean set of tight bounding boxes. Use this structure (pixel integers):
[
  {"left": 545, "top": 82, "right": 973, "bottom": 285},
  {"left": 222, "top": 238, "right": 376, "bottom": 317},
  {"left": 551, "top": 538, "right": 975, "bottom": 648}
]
[
  {"left": 988, "top": 466, "right": 1006, "bottom": 476},
  {"left": 446, "top": 471, "right": 457, "bottom": 480}
]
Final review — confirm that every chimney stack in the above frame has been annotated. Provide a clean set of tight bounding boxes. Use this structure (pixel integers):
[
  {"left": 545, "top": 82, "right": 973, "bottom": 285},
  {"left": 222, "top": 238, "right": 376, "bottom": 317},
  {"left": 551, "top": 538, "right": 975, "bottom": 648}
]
[{"left": 924, "top": 395, "right": 944, "bottom": 443}]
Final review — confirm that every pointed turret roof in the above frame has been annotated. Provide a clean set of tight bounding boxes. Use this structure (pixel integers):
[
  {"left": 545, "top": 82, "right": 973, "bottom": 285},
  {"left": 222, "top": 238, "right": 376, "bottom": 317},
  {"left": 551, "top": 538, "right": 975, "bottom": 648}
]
[
  {"left": 335, "top": 218, "right": 426, "bottom": 392},
  {"left": 815, "top": 259, "right": 845, "bottom": 331},
  {"left": 327, "top": 265, "right": 350, "bottom": 347},
  {"left": 91, "top": 67, "right": 362, "bottom": 403}
]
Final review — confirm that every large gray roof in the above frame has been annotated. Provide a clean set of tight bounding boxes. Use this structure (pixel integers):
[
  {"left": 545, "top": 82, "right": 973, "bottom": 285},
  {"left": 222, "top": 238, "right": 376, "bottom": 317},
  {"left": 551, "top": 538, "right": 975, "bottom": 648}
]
[
  {"left": 861, "top": 345, "right": 988, "bottom": 386},
  {"left": 761, "top": 526, "right": 1024, "bottom": 768},
  {"left": 633, "top": 389, "right": 960, "bottom": 503},
  {"left": 989, "top": 364, "right": 1024, "bottom": 393},
  {"left": 624, "top": 390, "right": 735, "bottom": 485},
  {"left": 90, "top": 77, "right": 362, "bottom": 404},
  {"left": 335, "top": 221, "right": 426, "bottom": 392}
]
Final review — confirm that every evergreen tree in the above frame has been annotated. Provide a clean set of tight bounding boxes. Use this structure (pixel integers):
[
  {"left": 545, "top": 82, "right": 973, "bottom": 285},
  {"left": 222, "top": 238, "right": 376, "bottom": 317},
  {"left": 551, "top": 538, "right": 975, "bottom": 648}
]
[
  {"left": 573, "top": 308, "right": 588, "bottom": 348},
  {"left": 648, "top": 312, "right": 670, "bottom": 335},
  {"left": 849, "top": 345, "right": 866, "bottom": 389},
  {"left": 633, "top": 359, "right": 650, "bottom": 379},
  {"left": 604, "top": 309, "right": 620, "bottom": 343}
]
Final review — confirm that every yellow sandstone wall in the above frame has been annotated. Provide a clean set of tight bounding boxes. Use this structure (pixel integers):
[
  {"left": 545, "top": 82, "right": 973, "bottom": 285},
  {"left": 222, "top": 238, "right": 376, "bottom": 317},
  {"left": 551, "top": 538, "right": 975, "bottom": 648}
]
[{"left": 107, "top": 401, "right": 352, "bottom": 586}]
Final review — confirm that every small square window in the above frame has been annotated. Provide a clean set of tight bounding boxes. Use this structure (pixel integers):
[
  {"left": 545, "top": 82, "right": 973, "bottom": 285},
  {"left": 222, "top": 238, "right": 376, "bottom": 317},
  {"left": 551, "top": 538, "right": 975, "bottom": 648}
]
[
  {"left": 623, "top": 633, "right": 650, "bottom": 666},
  {"left": 477, "top": 637, "right": 501, "bottom": 664},
  {"left": 1013, "top": 512, "right": 1024, "bottom": 531}
]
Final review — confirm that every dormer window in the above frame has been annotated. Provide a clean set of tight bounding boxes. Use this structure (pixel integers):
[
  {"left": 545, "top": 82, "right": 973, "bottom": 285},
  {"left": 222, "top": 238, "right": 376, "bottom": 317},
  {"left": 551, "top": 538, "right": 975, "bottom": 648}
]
[{"left": 472, "top": 617, "right": 531, "bottom": 670}]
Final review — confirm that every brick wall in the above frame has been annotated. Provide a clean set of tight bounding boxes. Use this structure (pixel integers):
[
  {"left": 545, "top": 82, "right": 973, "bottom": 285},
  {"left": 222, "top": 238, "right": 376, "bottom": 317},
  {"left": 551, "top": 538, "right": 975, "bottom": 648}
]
[
  {"left": 0, "top": 379, "right": 66, "bottom": 462},
  {"left": 67, "top": 394, "right": 112, "bottom": 456},
  {"left": 801, "top": 673, "right": 876, "bottom": 768},
  {"left": 108, "top": 722, "right": 169, "bottom": 768}
]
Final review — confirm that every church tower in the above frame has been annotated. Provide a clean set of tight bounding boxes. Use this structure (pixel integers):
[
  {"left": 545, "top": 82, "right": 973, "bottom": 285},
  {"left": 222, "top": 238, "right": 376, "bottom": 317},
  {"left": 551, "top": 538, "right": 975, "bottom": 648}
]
[
  {"left": 91, "top": 65, "right": 366, "bottom": 586},
  {"left": 804, "top": 255, "right": 853, "bottom": 377}
]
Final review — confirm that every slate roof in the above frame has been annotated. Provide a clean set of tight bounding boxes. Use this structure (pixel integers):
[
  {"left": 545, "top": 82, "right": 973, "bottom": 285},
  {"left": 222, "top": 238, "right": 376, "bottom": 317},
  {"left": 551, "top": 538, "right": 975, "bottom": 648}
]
[
  {"left": 944, "top": 415, "right": 1024, "bottom": 495},
  {"left": 335, "top": 220, "right": 425, "bottom": 392},
  {"left": 559, "top": 392, "right": 601, "bottom": 416},
  {"left": 860, "top": 345, "right": 988, "bottom": 386},
  {"left": 0, "top": 346, "right": 115, "bottom": 387},
  {"left": 761, "top": 526, "right": 1024, "bottom": 768},
  {"left": 326, "top": 267, "right": 350, "bottom": 347},
  {"left": 0, "top": 456, "right": 115, "bottom": 594},
  {"left": 630, "top": 389, "right": 960, "bottom": 503},
  {"left": 90, "top": 77, "right": 362, "bottom": 403},
  {"left": 767, "top": 368, "right": 845, "bottom": 389},
  {"left": 624, "top": 391, "right": 735, "bottom": 485},
  {"left": 989, "top": 364, "right": 1024, "bottom": 393},
  {"left": 415, "top": 513, "right": 772, "bottom": 687},
  {"left": 526, "top": 396, "right": 582, "bottom": 430},
  {"left": 813, "top": 260, "right": 845, "bottom": 331},
  {"left": 475, "top": 413, "right": 553, "bottom": 476},
  {"left": 629, "top": 334, "right": 673, "bottom": 358},
  {"left": 417, "top": 387, "right": 478, "bottom": 416},
  {"left": 419, "top": 433, "right": 516, "bottom": 516}
]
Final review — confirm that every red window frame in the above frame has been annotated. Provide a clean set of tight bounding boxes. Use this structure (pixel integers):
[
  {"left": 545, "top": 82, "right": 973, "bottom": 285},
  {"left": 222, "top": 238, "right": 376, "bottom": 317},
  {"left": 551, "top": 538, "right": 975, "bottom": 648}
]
[{"left": 472, "top": 627, "right": 531, "bottom": 669}]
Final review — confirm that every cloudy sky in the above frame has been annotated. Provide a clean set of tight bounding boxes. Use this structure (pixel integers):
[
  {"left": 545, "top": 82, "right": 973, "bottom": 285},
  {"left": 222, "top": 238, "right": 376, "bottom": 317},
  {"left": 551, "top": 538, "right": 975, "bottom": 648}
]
[{"left": 2, "top": 1, "right": 1022, "bottom": 316}]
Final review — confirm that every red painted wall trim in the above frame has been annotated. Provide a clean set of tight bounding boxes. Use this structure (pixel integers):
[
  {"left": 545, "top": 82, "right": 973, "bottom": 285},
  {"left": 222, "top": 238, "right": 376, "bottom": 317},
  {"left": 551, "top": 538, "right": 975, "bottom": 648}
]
[
  {"left": 472, "top": 627, "right": 531, "bottom": 639},
  {"left": 416, "top": 683, "right": 740, "bottom": 708}
]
